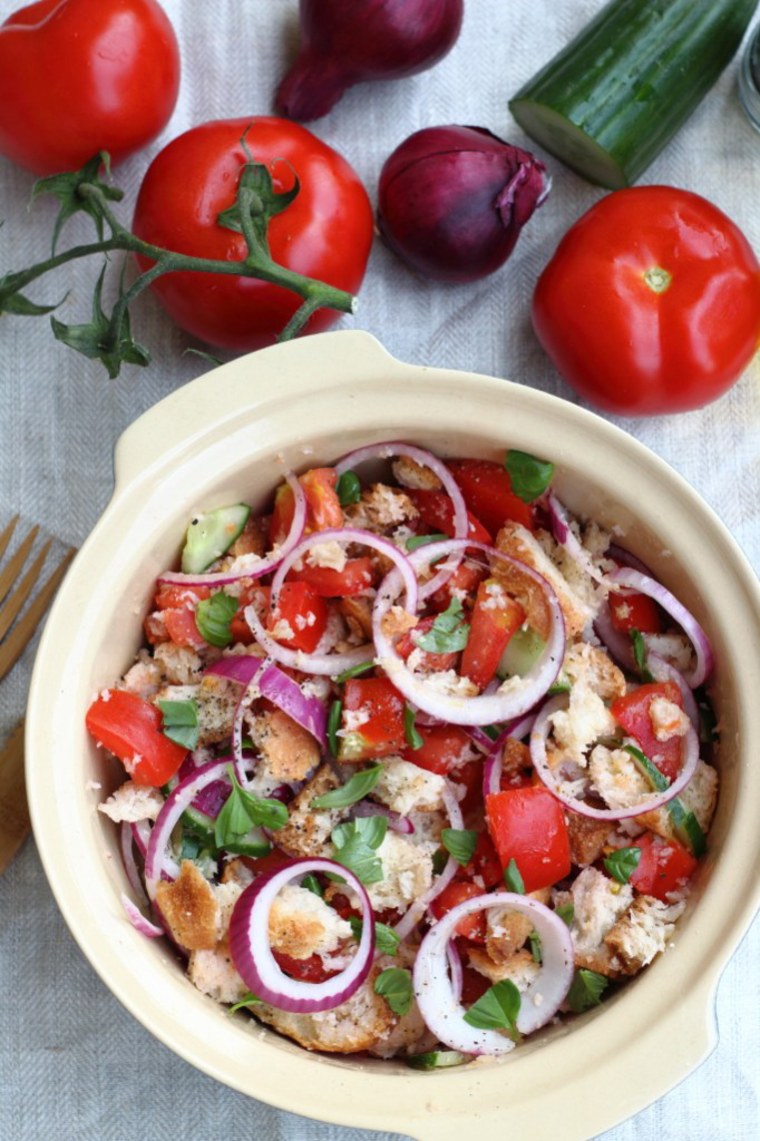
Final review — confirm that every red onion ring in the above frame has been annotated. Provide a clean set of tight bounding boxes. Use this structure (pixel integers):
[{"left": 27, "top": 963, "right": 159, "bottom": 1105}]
[
  {"left": 647, "top": 653, "right": 700, "bottom": 731},
  {"left": 394, "top": 780, "right": 463, "bottom": 940},
  {"left": 530, "top": 694, "right": 700, "bottom": 820},
  {"left": 547, "top": 492, "right": 609, "bottom": 586},
  {"left": 121, "top": 892, "right": 165, "bottom": 939},
  {"left": 413, "top": 892, "right": 574, "bottom": 1054},
  {"left": 120, "top": 821, "right": 149, "bottom": 904},
  {"left": 243, "top": 601, "right": 373, "bottom": 678},
  {"left": 607, "top": 567, "right": 714, "bottom": 689},
  {"left": 228, "top": 857, "right": 375, "bottom": 1014},
  {"left": 334, "top": 441, "right": 469, "bottom": 598},
  {"left": 206, "top": 655, "right": 265, "bottom": 783},
  {"left": 158, "top": 471, "right": 307, "bottom": 587},
  {"left": 373, "top": 539, "right": 565, "bottom": 726},
  {"left": 480, "top": 714, "right": 538, "bottom": 798},
  {"left": 351, "top": 800, "right": 415, "bottom": 835}
]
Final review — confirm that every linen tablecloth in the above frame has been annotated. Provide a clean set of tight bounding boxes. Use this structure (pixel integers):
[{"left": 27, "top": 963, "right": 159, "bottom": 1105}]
[{"left": 1, "top": 1, "right": 759, "bottom": 1137}]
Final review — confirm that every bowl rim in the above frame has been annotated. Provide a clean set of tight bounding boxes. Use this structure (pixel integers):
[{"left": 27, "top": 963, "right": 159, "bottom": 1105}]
[{"left": 26, "top": 330, "right": 760, "bottom": 1141}]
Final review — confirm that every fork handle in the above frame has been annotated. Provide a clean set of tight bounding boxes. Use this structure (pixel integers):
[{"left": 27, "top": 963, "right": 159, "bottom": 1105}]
[{"left": 0, "top": 719, "right": 30, "bottom": 874}]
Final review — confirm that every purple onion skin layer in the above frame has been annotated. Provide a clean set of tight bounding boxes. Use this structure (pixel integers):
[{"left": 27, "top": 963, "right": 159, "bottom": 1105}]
[
  {"left": 277, "top": 0, "right": 464, "bottom": 121},
  {"left": 377, "top": 125, "right": 551, "bottom": 283}
]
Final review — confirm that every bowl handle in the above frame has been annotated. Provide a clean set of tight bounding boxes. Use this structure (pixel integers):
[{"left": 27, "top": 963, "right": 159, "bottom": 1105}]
[{"left": 112, "top": 330, "right": 399, "bottom": 494}]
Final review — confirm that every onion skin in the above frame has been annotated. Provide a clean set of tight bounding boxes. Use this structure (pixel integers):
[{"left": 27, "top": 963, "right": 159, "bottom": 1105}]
[
  {"left": 277, "top": 0, "right": 464, "bottom": 121},
  {"left": 377, "top": 126, "right": 551, "bottom": 282}
]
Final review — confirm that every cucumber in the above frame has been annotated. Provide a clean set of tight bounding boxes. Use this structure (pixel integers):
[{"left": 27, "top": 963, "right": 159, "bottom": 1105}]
[
  {"left": 509, "top": 0, "right": 757, "bottom": 189},
  {"left": 497, "top": 626, "right": 546, "bottom": 680},
  {"left": 180, "top": 503, "right": 250, "bottom": 574}
]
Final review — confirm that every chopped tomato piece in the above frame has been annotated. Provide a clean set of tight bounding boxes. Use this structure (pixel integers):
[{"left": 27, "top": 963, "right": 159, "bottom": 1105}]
[
  {"left": 268, "top": 581, "right": 328, "bottom": 653},
  {"left": 611, "top": 680, "right": 686, "bottom": 783},
  {"left": 458, "top": 830, "right": 504, "bottom": 890},
  {"left": 338, "top": 676, "right": 408, "bottom": 761},
  {"left": 288, "top": 556, "right": 376, "bottom": 598},
  {"left": 85, "top": 689, "right": 187, "bottom": 786},
  {"left": 485, "top": 786, "right": 571, "bottom": 893},
  {"left": 153, "top": 582, "right": 211, "bottom": 610},
  {"left": 406, "top": 488, "right": 492, "bottom": 544},
  {"left": 426, "top": 558, "right": 487, "bottom": 613},
  {"left": 396, "top": 615, "right": 459, "bottom": 673},
  {"left": 629, "top": 832, "right": 697, "bottom": 901},
  {"left": 162, "top": 605, "right": 206, "bottom": 649},
  {"left": 460, "top": 578, "right": 525, "bottom": 690},
  {"left": 609, "top": 591, "right": 662, "bottom": 634},
  {"left": 270, "top": 467, "right": 344, "bottom": 545},
  {"left": 402, "top": 723, "right": 480, "bottom": 811},
  {"left": 429, "top": 881, "right": 487, "bottom": 942},
  {"left": 447, "top": 459, "right": 534, "bottom": 533},
  {"left": 460, "top": 958, "right": 493, "bottom": 1005},
  {"left": 272, "top": 950, "right": 341, "bottom": 983}
]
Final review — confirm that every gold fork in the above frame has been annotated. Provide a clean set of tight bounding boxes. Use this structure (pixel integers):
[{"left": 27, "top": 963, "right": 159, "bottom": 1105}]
[{"left": 0, "top": 516, "right": 75, "bottom": 872}]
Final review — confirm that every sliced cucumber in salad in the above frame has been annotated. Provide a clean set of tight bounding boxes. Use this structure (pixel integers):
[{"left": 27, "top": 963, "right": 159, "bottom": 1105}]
[
  {"left": 180, "top": 504, "right": 250, "bottom": 574},
  {"left": 497, "top": 627, "right": 546, "bottom": 680}
]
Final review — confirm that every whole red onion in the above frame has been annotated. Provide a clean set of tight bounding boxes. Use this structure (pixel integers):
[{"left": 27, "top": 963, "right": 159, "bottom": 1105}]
[
  {"left": 277, "top": 0, "right": 464, "bottom": 122},
  {"left": 377, "top": 125, "right": 551, "bottom": 283}
]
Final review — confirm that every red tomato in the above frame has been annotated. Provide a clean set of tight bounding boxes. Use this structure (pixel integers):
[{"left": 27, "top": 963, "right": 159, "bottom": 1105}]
[
  {"left": 153, "top": 582, "right": 211, "bottom": 610},
  {"left": 289, "top": 556, "right": 376, "bottom": 598},
  {"left": 406, "top": 489, "right": 492, "bottom": 544},
  {"left": 426, "top": 558, "right": 487, "bottom": 613},
  {"left": 485, "top": 786, "right": 571, "bottom": 893},
  {"left": 532, "top": 186, "right": 760, "bottom": 415},
  {"left": 270, "top": 468, "right": 345, "bottom": 545},
  {"left": 0, "top": 0, "right": 180, "bottom": 175},
  {"left": 85, "top": 688, "right": 187, "bottom": 786},
  {"left": 162, "top": 606, "right": 205, "bottom": 650},
  {"left": 402, "top": 723, "right": 480, "bottom": 811},
  {"left": 611, "top": 680, "right": 685, "bottom": 783},
  {"left": 458, "top": 831, "right": 504, "bottom": 890},
  {"left": 629, "top": 832, "right": 697, "bottom": 902},
  {"left": 460, "top": 578, "right": 525, "bottom": 690},
  {"left": 272, "top": 950, "right": 339, "bottom": 983},
  {"left": 429, "top": 881, "right": 487, "bottom": 942},
  {"left": 268, "top": 581, "right": 328, "bottom": 653},
  {"left": 338, "top": 676, "right": 407, "bottom": 761},
  {"left": 447, "top": 459, "right": 534, "bottom": 533},
  {"left": 132, "top": 117, "right": 374, "bottom": 350},
  {"left": 609, "top": 591, "right": 662, "bottom": 634},
  {"left": 396, "top": 616, "right": 459, "bottom": 673}
]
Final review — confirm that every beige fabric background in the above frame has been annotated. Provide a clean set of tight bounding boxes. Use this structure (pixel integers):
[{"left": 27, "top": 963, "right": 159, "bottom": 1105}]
[{"left": 0, "top": 1, "right": 758, "bottom": 1137}]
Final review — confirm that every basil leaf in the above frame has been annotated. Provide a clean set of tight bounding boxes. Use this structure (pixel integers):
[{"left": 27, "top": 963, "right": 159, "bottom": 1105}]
[
  {"left": 528, "top": 929, "right": 542, "bottom": 963},
  {"left": 327, "top": 698, "right": 342, "bottom": 757},
  {"left": 405, "top": 1050, "right": 471, "bottom": 1070},
  {"left": 336, "top": 470, "right": 361, "bottom": 506},
  {"left": 630, "top": 629, "right": 654, "bottom": 681},
  {"left": 158, "top": 698, "right": 199, "bottom": 750},
  {"left": 405, "top": 532, "right": 449, "bottom": 552},
  {"left": 463, "top": 978, "right": 521, "bottom": 1038},
  {"left": 348, "top": 915, "right": 400, "bottom": 957},
  {"left": 312, "top": 764, "right": 383, "bottom": 809},
  {"left": 416, "top": 597, "right": 470, "bottom": 654},
  {"left": 441, "top": 827, "right": 478, "bottom": 866},
  {"left": 195, "top": 590, "right": 238, "bottom": 647},
  {"left": 603, "top": 846, "right": 641, "bottom": 884},
  {"left": 300, "top": 873, "right": 324, "bottom": 897},
  {"left": 503, "top": 857, "right": 525, "bottom": 894},
  {"left": 566, "top": 968, "right": 608, "bottom": 1013},
  {"left": 228, "top": 991, "right": 262, "bottom": 1014},
  {"left": 374, "top": 967, "right": 413, "bottom": 1016},
  {"left": 335, "top": 660, "right": 375, "bottom": 684},
  {"left": 404, "top": 705, "right": 423, "bottom": 750},
  {"left": 504, "top": 449, "right": 555, "bottom": 503},
  {"left": 555, "top": 902, "right": 575, "bottom": 926},
  {"left": 331, "top": 816, "right": 388, "bottom": 884},
  {"left": 214, "top": 770, "right": 288, "bottom": 848}
]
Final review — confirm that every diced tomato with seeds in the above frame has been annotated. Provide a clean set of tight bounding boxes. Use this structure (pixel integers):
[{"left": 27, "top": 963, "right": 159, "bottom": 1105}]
[
  {"left": 460, "top": 578, "right": 526, "bottom": 690},
  {"left": 267, "top": 581, "right": 329, "bottom": 653},
  {"left": 406, "top": 488, "right": 492, "bottom": 544},
  {"left": 288, "top": 556, "right": 376, "bottom": 598},
  {"left": 611, "top": 680, "right": 686, "bottom": 783},
  {"left": 447, "top": 459, "right": 534, "bottom": 533},
  {"left": 429, "top": 881, "right": 487, "bottom": 942},
  {"left": 338, "top": 676, "right": 408, "bottom": 761},
  {"left": 629, "top": 832, "right": 697, "bottom": 901},
  {"left": 609, "top": 591, "right": 662, "bottom": 634},
  {"left": 485, "top": 786, "right": 571, "bottom": 893}
]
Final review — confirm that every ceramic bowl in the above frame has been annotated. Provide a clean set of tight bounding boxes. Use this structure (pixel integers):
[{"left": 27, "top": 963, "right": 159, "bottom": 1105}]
[{"left": 26, "top": 330, "right": 760, "bottom": 1140}]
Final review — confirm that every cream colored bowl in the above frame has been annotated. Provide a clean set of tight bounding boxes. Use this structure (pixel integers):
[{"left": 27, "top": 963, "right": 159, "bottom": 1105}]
[{"left": 26, "top": 331, "right": 760, "bottom": 1140}]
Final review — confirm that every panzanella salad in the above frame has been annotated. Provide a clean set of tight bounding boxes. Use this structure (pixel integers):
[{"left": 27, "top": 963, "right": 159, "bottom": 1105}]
[{"left": 88, "top": 442, "right": 718, "bottom": 1064}]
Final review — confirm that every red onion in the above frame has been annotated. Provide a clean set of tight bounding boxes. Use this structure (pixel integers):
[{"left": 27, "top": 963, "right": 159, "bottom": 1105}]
[
  {"left": 228, "top": 857, "right": 375, "bottom": 1013},
  {"left": 377, "top": 126, "right": 550, "bottom": 283},
  {"left": 121, "top": 892, "right": 164, "bottom": 939},
  {"left": 413, "top": 892, "right": 574, "bottom": 1055},
  {"left": 547, "top": 492, "right": 609, "bottom": 586},
  {"left": 120, "top": 822, "right": 149, "bottom": 905},
  {"left": 276, "top": 0, "right": 464, "bottom": 122},
  {"left": 530, "top": 694, "right": 700, "bottom": 821},
  {"left": 351, "top": 799, "right": 415, "bottom": 835},
  {"left": 393, "top": 779, "right": 462, "bottom": 940},
  {"left": 208, "top": 655, "right": 328, "bottom": 753}
]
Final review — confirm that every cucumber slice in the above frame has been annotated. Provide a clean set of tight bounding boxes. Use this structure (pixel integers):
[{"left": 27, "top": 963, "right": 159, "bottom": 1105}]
[
  {"left": 497, "top": 627, "right": 546, "bottom": 679},
  {"left": 509, "top": 0, "right": 757, "bottom": 188},
  {"left": 180, "top": 504, "right": 250, "bottom": 574}
]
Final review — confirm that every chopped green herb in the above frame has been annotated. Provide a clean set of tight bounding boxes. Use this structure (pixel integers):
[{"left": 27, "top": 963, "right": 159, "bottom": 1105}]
[
  {"left": 480, "top": 724, "right": 501, "bottom": 742},
  {"left": 214, "top": 769, "right": 288, "bottom": 849},
  {"left": 158, "top": 698, "right": 199, "bottom": 750},
  {"left": 335, "top": 660, "right": 375, "bottom": 684},
  {"left": 416, "top": 597, "right": 470, "bottom": 654},
  {"left": 566, "top": 968, "right": 608, "bottom": 1013},
  {"left": 463, "top": 978, "right": 521, "bottom": 1038},
  {"left": 228, "top": 991, "right": 262, "bottom": 1014},
  {"left": 311, "top": 764, "right": 383, "bottom": 809},
  {"left": 441, "top": 827, "right": 478, "bottom": 866},
  {"left": 336, "top": 470, "right": 361, "bottom": 506},
  {"left": 555, "top": 902, "right": 575, "bottom": 926},
  {"left": 504, "top": 449, "right": 555, "bottom": 503},
  {"left": 374, "top": 967, "right": 413, "bottom": 1016},
  {"left": 331, "top": 816, "right": 388, "bottom": 884},
  {"left": 405, "top": 532, "right": 449, "bottom": 551},
  {"left": 349, "top": 916, "right": 400, "bottom": 957},
  {"left": 630, "top": 629, "right": 654, "bottom": 681},
  {"left": 300, "top": 873, "right": 324, "bottom": 897},
  {"left": 432, "top": 846, "right": 449, "bottom": 875},
  {"left": 404, "top": 1050, "right": 471, "bottom": 1070},
  {"left": 195, "top": 590, "right": 238, "bottom": 647},
  {"left": 603, "top": 846, "right": 642, "bottom": 884},
  {"left": 528, "top": 929, "right": 542, "bottom": 963},
  {"left": 503, "top": 858, "right": 526, "bottom": 894},
  {"left": 404, "top": 705, "right": 424, "bottom": 750},
  {"left": 327, "top": 698, "right": 342, "bottom": 757}
]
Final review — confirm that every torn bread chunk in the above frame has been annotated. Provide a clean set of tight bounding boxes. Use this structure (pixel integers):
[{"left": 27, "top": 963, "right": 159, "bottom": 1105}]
[
  {"left": 249, "top": 707, "right": 321, "bottom": 782},
  {"left": 604, "top": 895, "right": 686, "bottom": 974},
  {"left": 98, "top": 780, "right": 164, "bottom": 823},
  {"left": 275, "top": 764, "right": 349, "bottom": 859},
  {"left": 495, "top": 521, "right": 596, "bottom": 639},
  {"left": 344, "top": 483, "right": 419, "bottom": 534},
  {"left": 155, "top": 860, "right": 220, "bottom": 951},
  {"left": 371, "top": 757, "right": 447, "bottom": 816}
]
